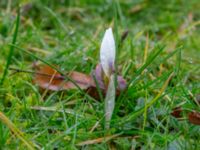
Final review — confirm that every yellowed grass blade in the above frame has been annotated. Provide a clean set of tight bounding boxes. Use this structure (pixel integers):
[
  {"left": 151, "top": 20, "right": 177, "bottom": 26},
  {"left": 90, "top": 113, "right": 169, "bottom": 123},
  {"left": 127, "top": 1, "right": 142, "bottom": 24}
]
[
  {"left": 76, "top": 133, "right": 121, "bottom": 146},
  {"left": 146, "top": 72, "right": 174, "bottom": 108},
  {"left": 0, "top": 111, "right": 35, "bottom": 150}
]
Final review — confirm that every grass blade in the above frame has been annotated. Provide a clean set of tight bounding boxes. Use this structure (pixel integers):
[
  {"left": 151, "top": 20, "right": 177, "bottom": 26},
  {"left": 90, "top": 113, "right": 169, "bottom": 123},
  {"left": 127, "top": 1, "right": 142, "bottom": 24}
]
[
  {"left": 0, "top": 8, "right": 20, "bottom": 85},
  {"left": 119, "top": 72, "right": 174, "bottom": 124}
]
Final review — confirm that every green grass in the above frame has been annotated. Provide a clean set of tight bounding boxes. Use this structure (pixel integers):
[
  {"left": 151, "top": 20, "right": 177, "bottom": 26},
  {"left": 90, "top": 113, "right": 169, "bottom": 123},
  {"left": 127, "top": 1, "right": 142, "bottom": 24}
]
[{"left": 0, "top": 0, "right": 200, "bottom": 149}]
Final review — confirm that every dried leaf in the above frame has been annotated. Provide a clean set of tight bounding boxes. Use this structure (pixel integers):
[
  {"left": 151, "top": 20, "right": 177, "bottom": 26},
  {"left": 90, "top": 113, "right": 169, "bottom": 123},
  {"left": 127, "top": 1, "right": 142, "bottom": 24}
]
[
  {"left": 171, "top": 107, "right": 182, "bottom": 118},
  {"left": 33, "top": 64, "right": 126, "bottom": 100},
  {"left": 188, "top": 111, "right": 200, "bottom": 125},
  {"left": 34, "top": 65, "right": 94, "bottom": 91},
  {"left": 87, "top": 86, "right": 105, "bottom": 100},
  {"left": 67, "top": 71, "right": 95, "bottom": 89}
]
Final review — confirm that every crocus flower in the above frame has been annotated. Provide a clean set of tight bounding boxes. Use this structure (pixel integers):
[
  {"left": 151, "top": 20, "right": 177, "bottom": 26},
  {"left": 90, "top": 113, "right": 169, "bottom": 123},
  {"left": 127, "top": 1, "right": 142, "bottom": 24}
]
[
  {"left": 100, "top": 28, "right": 116, "bottom": 78},
  {"left": 100, "top": 28, "right": 116, "bottom": 129},
  {"left": 93, "top": 28, "right": 126, "bottom": 94},
  {"left": 93, "top": 28, "right": 127, "bottom": 129}
]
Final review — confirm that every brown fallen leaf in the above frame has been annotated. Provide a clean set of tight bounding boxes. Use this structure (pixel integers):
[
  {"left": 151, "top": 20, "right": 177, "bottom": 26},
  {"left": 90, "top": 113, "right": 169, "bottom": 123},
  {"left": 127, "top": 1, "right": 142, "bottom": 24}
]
[
  {"left": 86, "top": 86, "right": 105, "bottom": 100},
  {"left": 171, "top": 107, "right": 182, "bottom": 118},
  {"left": 188, "top": 111, "right": 200, "bottom": 125},
  {"left": 32, "top": 64, "right": 127, "bottom": 100},
  {"left": 34, "top": 65, "right": 95, "bottom": 91}
]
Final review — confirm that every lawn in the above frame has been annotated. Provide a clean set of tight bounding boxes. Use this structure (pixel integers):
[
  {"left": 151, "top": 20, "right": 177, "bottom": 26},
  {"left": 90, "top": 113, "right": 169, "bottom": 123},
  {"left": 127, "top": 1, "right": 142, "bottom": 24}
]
[{"left": 0, "top": 0, "right": 200, "bottom": 149}]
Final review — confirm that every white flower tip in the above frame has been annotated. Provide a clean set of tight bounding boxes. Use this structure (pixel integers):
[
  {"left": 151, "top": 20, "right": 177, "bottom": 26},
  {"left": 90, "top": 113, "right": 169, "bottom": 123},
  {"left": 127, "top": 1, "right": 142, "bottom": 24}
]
[
  {"left": 100, "top": 27, "right": 116, "bottom": 77},
  {"left": 106, "top": 27, "right": 112, "bottom": 34}
]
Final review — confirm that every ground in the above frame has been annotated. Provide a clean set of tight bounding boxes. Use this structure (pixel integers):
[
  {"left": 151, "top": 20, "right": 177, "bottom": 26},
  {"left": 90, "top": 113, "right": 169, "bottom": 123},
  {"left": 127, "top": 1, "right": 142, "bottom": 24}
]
[{"left": 0, "top": 0, "right": 200, "bottom": 149}]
